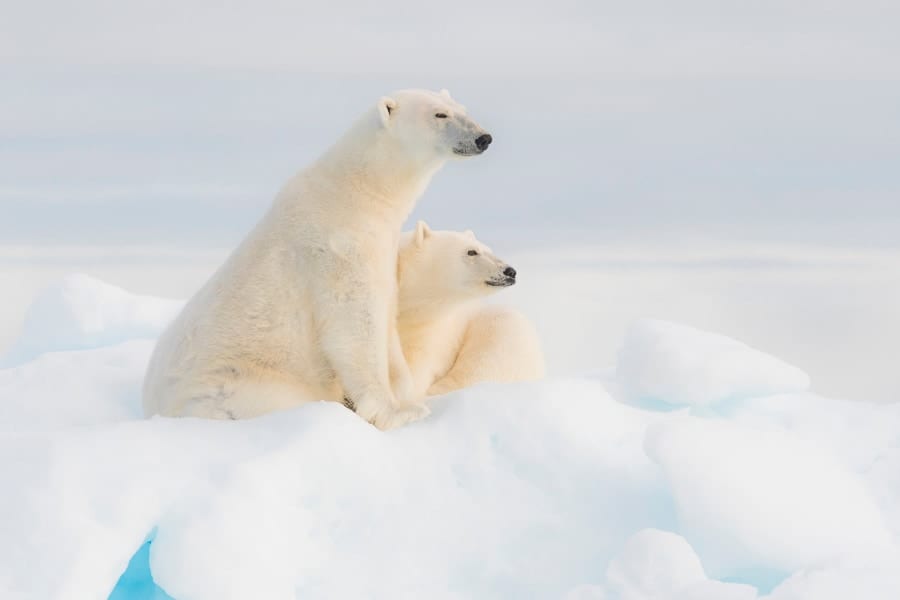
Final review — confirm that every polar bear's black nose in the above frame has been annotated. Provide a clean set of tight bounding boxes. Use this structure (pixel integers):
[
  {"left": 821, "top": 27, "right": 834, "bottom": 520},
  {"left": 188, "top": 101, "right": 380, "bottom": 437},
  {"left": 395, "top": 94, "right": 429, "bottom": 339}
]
[
  {"left": 503, "top": 266, "right": 516, "bottom": 279},
  {"left": 475, "top": 134, "right": 492, "bottom": 151}
]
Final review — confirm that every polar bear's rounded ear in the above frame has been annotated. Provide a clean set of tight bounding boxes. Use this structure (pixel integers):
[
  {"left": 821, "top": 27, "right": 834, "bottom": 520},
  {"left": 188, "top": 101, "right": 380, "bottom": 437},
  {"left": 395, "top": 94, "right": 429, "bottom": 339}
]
[
  {"left": 377, "top": 96, "right": 397, "bottom": 128},
  {"left": 414, "top": 220, "right": 432, "bottom": 247},
  {"left": 439, "top": 88, "right": 452, "bottom": 100},
  {"left": 463, "top": 229, "right": 475, "bottom": 239}
]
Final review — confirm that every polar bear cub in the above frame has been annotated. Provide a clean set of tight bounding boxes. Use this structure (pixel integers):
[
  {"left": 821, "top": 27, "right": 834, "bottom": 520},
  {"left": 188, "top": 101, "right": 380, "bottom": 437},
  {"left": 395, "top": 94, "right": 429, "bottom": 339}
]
[
  {"left": 396, "top": 222, "right": 545, "bottom": 401},
  {"left": 143, "top": 89, "right": 492, "bottom": 429}
]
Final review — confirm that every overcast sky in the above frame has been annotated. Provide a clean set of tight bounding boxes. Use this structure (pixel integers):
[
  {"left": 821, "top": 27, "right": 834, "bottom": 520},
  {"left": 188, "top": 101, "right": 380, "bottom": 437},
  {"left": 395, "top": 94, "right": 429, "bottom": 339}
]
[{"left": 2, "top": 0, "right": 899, "bottom": 246}]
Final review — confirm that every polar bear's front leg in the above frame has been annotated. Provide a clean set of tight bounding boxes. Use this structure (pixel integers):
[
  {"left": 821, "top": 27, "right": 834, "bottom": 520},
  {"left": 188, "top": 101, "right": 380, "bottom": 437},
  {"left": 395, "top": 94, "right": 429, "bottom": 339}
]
[
  {"left": 318, "top": 283, "right": 427, "bottom": 430},
  {"left": 388, "top": 324, "right": 417, "bottom": 405}
]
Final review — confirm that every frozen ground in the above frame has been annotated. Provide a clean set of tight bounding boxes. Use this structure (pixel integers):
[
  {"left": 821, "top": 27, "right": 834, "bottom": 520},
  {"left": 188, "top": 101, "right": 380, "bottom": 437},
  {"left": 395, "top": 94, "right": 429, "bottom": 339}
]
[{"left": 1, "top": 274, "right": 898, "bottom": 600}]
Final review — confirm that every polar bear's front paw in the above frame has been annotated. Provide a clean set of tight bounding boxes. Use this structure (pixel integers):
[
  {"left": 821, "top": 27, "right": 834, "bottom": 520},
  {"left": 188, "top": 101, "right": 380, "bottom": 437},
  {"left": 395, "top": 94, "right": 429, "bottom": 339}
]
[
  {"left": 391, "top": 370, "right": 416, "bottom": 406},
  {"left": 382, "top": 403, "right": 430, "bottom": 430},
  {"left": 352, "top": 394, "right": 429, "bottom": 430}
]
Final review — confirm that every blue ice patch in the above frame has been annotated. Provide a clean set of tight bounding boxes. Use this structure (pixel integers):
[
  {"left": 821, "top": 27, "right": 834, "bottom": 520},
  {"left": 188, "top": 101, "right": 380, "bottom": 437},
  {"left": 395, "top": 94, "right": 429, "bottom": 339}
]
[{"left": 108, "top": 538, "right": 175, "bottom": 600}]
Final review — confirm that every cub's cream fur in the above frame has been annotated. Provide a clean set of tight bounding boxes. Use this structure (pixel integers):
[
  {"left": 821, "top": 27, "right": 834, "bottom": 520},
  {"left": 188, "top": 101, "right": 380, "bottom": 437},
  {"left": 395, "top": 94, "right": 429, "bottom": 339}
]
[{"left": 396, "top": 222, "right": 545, "bottom": 401}]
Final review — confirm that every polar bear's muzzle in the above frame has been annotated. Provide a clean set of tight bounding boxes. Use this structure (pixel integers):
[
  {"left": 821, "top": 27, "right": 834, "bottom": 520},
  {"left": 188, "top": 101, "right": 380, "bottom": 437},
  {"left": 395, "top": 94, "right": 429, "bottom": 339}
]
[
  {"left": 452, "top": 133, "right": 493, "bottom": 156},
  {"left": 486, "top": 265, "right": 516, "bottom": 287}
]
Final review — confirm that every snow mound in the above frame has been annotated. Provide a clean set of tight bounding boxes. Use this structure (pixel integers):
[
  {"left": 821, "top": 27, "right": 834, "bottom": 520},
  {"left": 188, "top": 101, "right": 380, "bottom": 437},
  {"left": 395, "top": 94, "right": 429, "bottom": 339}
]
[
  {"left": 2, "top": 382, "right": 668, "bottom": 600},
  {"left": 603, "top": 529, "right": 757, "bottom": 600},
  {"left": 616, "top": 319, "right": 811, "bottom": 407},
  {"left": 645, "top": 417, "right": 895, "bottom": 579},
  {"left": 2, "top": 273, "right": 182, "bottom": 366},
  {"left": 0, "top": 276, "right": 897, "bottom": 600},
  {"left": 606, "top": 529, "right": 707, "bottom": 598},
  {"left": 0, "top": 339, "right": 154, "bottom": 428},
  {"left": 765, "top": 563, "right": 900, "bottom": 600}
]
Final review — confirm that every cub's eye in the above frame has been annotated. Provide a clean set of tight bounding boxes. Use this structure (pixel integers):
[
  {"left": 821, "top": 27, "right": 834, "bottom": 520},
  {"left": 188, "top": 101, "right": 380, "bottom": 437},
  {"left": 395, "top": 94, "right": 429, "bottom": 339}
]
[
  {"left": 435, "top": 113, "right": 448, "bottom": 119},
  {"left": 467, "top": 250, "right": 478, "bottom": 256}
]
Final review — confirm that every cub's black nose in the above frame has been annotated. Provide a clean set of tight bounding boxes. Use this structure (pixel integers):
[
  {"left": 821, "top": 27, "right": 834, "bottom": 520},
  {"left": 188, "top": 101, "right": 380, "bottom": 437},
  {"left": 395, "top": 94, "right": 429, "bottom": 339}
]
[
  {"left": 503, "top": 266, "right": 516, "bottom": 279},
  {"left": 475, "top": 133, "right": 493, "bottom": 151}
]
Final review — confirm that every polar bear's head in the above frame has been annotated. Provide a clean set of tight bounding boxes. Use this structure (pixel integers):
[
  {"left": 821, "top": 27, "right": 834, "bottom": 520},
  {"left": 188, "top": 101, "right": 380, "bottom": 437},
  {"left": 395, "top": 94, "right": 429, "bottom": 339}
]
[
  {"left": 398, "top": 221, "right": 516, "bottom": 307},
  {"left": 377, "top": 89, "right": 492, "bottom": 160}
]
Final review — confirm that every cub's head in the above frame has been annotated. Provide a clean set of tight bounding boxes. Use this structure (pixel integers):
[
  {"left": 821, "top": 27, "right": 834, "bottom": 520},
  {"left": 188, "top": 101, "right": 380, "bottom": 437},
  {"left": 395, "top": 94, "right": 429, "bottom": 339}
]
[
  {"left": 376, "top": 89, "right": 492, "bottom": 160},
  {"left": 398, "top": 221, "right": 516, "bottom": 306}
]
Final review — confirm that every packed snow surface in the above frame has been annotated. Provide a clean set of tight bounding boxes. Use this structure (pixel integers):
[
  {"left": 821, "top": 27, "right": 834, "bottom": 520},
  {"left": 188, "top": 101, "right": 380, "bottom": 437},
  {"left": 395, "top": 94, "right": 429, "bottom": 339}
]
[
  {"left": 0, "top": 275, "right": 898, "bottom": 600},
  {"left": 1, "top": 273, "right": 183, "bottom": 368},
  {"left": 616, "top": 319, "right": 811, "bottom": 407}
]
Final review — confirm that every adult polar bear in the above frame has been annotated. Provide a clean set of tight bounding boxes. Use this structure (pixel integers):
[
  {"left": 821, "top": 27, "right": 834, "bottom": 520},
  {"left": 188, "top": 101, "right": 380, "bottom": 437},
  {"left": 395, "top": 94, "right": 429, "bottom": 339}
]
[{"left": 143, "top": 89, "right": 492, "bottom": 429}]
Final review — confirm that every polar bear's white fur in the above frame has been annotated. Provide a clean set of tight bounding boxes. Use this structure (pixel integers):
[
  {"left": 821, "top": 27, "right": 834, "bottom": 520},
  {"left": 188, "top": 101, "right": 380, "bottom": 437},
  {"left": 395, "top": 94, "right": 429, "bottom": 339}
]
[
  {"left": 395, "top": 222, "right": 545, "bottom": 401},
  {"left": 142, "top": 89, "right": 492, "bottom": 429}
]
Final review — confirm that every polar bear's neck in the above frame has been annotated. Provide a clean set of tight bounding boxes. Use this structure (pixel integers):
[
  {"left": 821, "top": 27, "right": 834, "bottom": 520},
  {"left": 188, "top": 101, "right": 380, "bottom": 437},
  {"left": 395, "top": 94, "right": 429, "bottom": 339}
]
[{"left": 308, "top": 112, "right": 445, "bottom": 224}]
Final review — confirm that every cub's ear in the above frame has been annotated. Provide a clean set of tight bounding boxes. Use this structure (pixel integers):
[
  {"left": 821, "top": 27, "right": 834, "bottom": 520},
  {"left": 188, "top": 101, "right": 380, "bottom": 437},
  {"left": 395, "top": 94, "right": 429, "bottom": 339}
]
[
  {"left": 414, "top": 220, "right": 432, "bottom": 247},
  {"left": 377, "top": 96, "right": 397, "bottom": 127},
  {"left": 439, "top": 88, "right": 452, "bottom": 100},
  {"left": 464, "top": 229, "right": 475, "bottom": 238}
]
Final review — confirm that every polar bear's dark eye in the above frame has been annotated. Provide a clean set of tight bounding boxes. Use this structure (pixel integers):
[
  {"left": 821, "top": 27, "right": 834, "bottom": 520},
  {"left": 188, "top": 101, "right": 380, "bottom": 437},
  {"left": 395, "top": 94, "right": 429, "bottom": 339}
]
[
  {"left": 435, "top": 113, "right": 448, "bottom": 119},
  {"left": 467, "top": 250, "right": 478, "bottom": 256}
]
